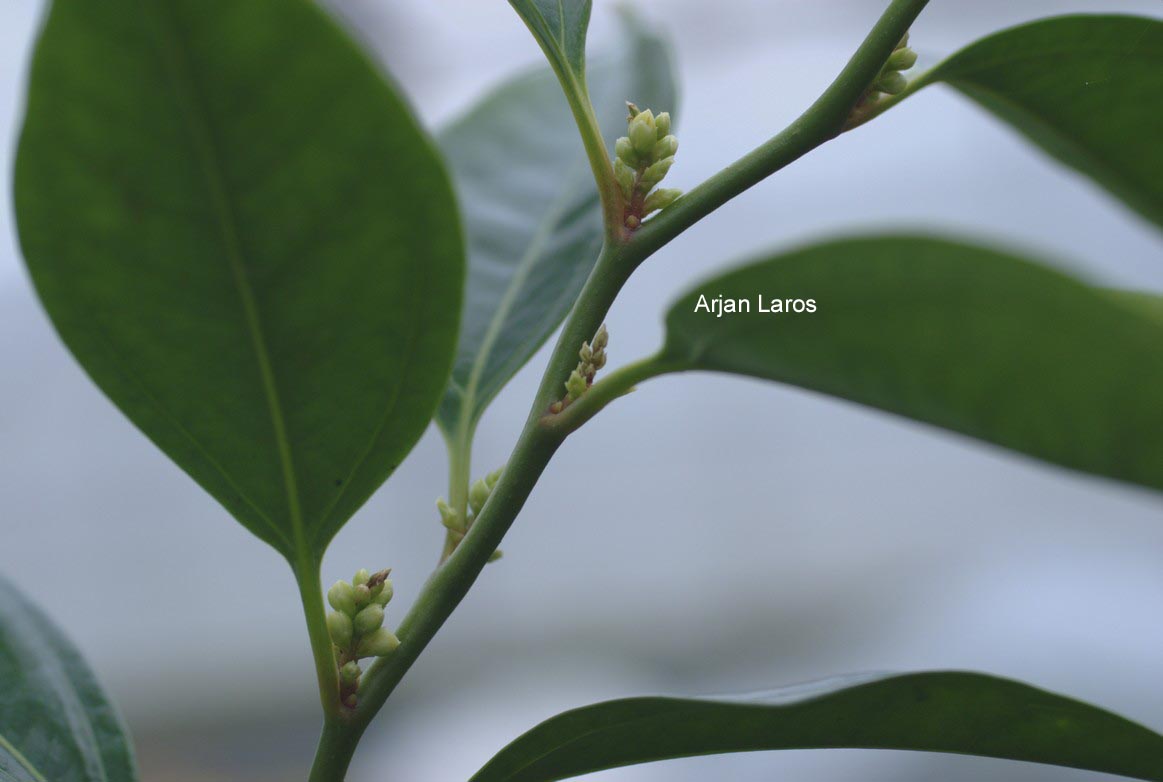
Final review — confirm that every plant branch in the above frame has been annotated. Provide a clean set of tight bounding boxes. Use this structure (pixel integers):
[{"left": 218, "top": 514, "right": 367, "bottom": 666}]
[
  {"left": 541, "top": 353, "right": 687, "bottom": 436},
  {"left": 305, "top": 0, "right": 931, "bottom": 773},
  {"left": 294, "top": 556, "right": 340, "bottom": 716},
  {"left": 627, "top": 0, "right": 932, "bottom": 263}
]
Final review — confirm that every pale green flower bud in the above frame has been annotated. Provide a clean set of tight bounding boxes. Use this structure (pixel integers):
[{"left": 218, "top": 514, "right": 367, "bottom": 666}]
[
  {"left": 614, "top": 136, "right": 638, "bottom": 167},
  {"left": 354, "top": 583, "right": 371, "bottom": 608},
  {"left": 629, "top": 109, "right": 657, "bottom": 156},
  {"left": 353, "top": 568, "right": 371, "bottom": 587},
  {"left": 897, "top": 31, "right": 910, "bottom": 49},
  {"left": 593, "top": 324, "right": 609, "bottom": 351},
  {"left": 886, "top": 47, "right": 917, "bottom": 71},
  {"left": 565, "top": 369, "right": 588, "bottom": 400},
  {"left": 643, "top": 187, "right": 682, "bottom": 214},
  {"left": 641, "top": 156, "right": 675, "bottom": 186},
  {"left": 354, "top": 604, "right": 384, "bottom": 634},
  {"left": 652, "top": 135, "right": 678, "bottom": 161},
  {"left": 654, "top": 111, "right": 671, "bottom": 139},
  {"left": 625, "top": 101, "right": 641, "bottom": 119},
  {"left": 436, "top": 498, "right": 461, "bottom": 531},
  {"left": 468, "top": 478, "right": 490, "bottom": 515},
  {"left": 579, "top": 342, "right": 593, "bottom": 363},
  {"left": 357, "top": 627, "right": 400, "bottom": 658},
  {"left": 327, "top": 610, "right": 353, "bottom": 649},
  {"left": 875, "top": 72, "right": 908, "bottom": 95},
  {"left": 613, "top": 159, "right": 636, "bottom": 201},
  {"left": 340, "top": 661, "right": 361, "bottom": 686},
  {"left": 488, "top": 549, "right": 504, "bottom": 562},
  {"left": 373, "top": 578, "right": 394, "bottom": 606},
  {"left": 486, "top": 467, "right": 503, "bottom": 488},
  {"left": 327, "top": 580, "right": 357, "bottom": 616}
]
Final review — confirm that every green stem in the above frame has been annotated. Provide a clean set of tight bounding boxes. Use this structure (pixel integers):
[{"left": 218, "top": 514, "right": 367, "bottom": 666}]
[
  {"left": 307, "top": 716, "right": 360, "bottom": 782},
  {"left": 295, "top": 556, "right": 340, "bottom": 716},
  {"left": 352, "top": 242, "right": 635, "bottom": 726},
  {"left": 306, "top": 0, "right": 931, "bottom": 774},
  {"left": 440, "top": 425, "right": 473, "bottom": 563},
  {"left": 541, "top": 353, "right": 688, "bottom": 437},
  {"left": 628, "top": 0, "right": 932, "bottom": 263}
]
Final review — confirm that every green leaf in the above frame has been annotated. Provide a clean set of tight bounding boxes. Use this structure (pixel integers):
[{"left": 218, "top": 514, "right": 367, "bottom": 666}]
[
  {"left": 471, "top": 671, "right": 1163, "bottom": 781},
  {"left": 661, "top": 236, "right": 1163, "bottom": 494},
  {"left": 14, "top": 0, "right": 464, "bottom": 562},
  {"left": 508, "top": 0, "right": 592, "bottom": 83},
  {"left": 0, "top": 576, "right": 137, "bottom": 782},
  {"left": 436, "top": 15, "right": 676, "bottom": 440},
  {"left": 873, "top": 15, "right": 1163, "bottom": 229}
]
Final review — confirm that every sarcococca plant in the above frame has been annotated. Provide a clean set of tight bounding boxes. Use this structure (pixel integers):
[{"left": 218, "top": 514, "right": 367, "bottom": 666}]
[{"left": 5, "top": 0, "right": 1163, "bottom": 780}]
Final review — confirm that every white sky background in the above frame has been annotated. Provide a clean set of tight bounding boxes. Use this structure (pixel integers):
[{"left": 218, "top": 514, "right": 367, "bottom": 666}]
[{"left": 2, "top": 2, "right": 1163, "bottom": 780}]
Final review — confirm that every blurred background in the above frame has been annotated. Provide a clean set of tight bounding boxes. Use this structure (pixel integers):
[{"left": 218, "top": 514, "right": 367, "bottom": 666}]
[{"left": 2, "top": 0, "right": 1163, "bottom": 779}]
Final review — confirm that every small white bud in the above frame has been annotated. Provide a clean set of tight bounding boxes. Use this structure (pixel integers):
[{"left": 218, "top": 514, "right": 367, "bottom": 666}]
[
  {"left": 373, "top": 578, "right": 394, "bottom": 606},
  {"left": 468, "top": 478, "right": 490, "bottom": 515},
  {"left": 357, "top": 627, "right": 401, "bottom": 658},
  {"left": 614, "top": 136, "right": 637, "bottom": 167},
  {"left": 651, "top": 135, "right": 678, "bottom": 161},
  {"left": 654, "top": 112, "right": 671, "bottom": 139},
  {"left": 354, "top": 583, "right": 371, "bottom": 608},
  {"left": 643, "top": 188, "right": 682, "bottom": 214},
  {"left": 354, "top": 604, "right": 384, "bottom": 634},
  {"left": 613, "top": 159, "right": 636, "bottom": 201},
  {"left": 641, "top": 156, "right": 675, "bottom": 186},
  {"left": 327, "top": 580, "right": 357, "bottom": 616},
  {"left": 327, "top": 611, "right": 353, "bottom": 649},
  {"left": 629, "top": 109, "right": 657, "bottom": 156}
]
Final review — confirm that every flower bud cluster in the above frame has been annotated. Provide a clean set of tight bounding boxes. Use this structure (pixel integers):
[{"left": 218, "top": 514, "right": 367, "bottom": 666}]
[
  {"left": 437, "top": 466, "right": 506, "bottom": 561},
  {"left": 326, "top": 568, "right": 397, "bottom": 708},
  {"left": 847, "top": 33, "right": 918, "bottom": 128},
  {"left": 549, "top": 324, "right": 608, "bottom": 414},
  {"left": 614, "top": 104, "right": 681, "bottom": 230}
]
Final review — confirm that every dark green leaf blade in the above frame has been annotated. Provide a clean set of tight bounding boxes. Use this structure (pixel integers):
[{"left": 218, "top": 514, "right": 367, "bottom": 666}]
[
  {"left": 472, "top": 672, "right": 1163, "bottom": 782},
  {"left": 508, "top": 0, "right": 592, "bottom": 81},
  {"left": 662, "top": 236, "right": 1163, "bottom": 493},
  {"left": 436, "top": 16, "right": 676, "bottom": 438},
  {"left": 880, "top": 15, "right": 1163, "bottom": 229},
  {"left": 0, "top": 576, "right": 137, "bottom": 782},
  {"left": 14, "top": 0, "right": 464, "bottom": 559}
]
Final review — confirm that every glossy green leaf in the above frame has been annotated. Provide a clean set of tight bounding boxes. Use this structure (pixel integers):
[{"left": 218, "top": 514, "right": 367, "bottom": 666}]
[
  {"left": 874, "top": 15, "right": 1163, "bottom": 229},
  {"left": 508, "top": 0, "right": 592, "bottom": 83},
  {"left": 0, "top": 576, "right": 137, "bottom": 782},
  {"left": 661, "top": 236, "right": 1163, "bottom": 493},
  {"left": 472, "top": 671, "right": 1163, "bottom": 781},
  {"left": 15, "top": 0, "right": 464, "bottom": 561},
  {"left": 436, "top": 16, "right": 676, "bottom": 439}
]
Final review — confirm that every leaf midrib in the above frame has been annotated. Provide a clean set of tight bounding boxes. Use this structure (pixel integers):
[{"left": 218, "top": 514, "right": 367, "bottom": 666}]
[
  {"left": 0, "top": 733, "right": 48, "bottom": 782},
  {"left": 454, "top": 164, "right": 590, "bottom": 435},
  {"left": 141, "top": 1, "right": 308, "bottom": 558}
]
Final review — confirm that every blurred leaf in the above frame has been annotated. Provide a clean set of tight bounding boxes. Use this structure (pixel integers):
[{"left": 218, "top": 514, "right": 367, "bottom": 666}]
[
  {"left": 436, "top": 15, "right": 676, "bottom": 439},
  {"left": 0, "top": 576, "right": 137, "bottom": 782},
  {"left": 472, "top": 672, "right": 1163, "bottom": 781},
  {"left": 661, "top": 236, "right": 1163, "bottom": 493},
  {"left": 1106, "top": 289, "right": 1163, "bottom": 326},
  {"left": 508, "top": 0, "right": 592, "bottom": 82},
  {"left": 15, "top": 0, "right": 464, "bottom": 562},
  {"left": 877, "top": 15, "right": 1163, "bottom": 229}
]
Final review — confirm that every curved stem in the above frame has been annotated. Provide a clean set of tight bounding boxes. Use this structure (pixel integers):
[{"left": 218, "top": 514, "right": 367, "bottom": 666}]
[
  {"left": 541, "top": 353, "right": 688, "bottom": 437},
  {"left": 439, "top": 426, "right": 473, "bottom": 564},
  {"left": 307, "top": 716, "right": 360, "bottom": 782},
  {"left": 295, "top": 556, "right": 339, "bottom": 716},
  {"left": 306, "top": 0, "right": 931, "bottom": 774},
  {"left": 627, "top": 0, "right": 932, "bottom": 263}
]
